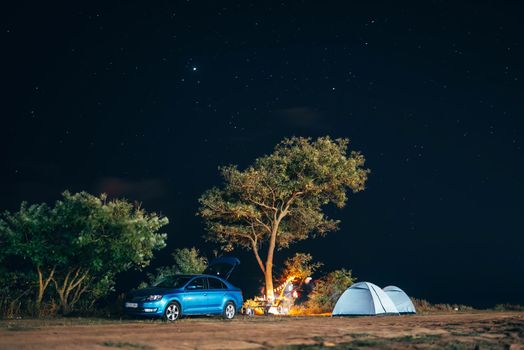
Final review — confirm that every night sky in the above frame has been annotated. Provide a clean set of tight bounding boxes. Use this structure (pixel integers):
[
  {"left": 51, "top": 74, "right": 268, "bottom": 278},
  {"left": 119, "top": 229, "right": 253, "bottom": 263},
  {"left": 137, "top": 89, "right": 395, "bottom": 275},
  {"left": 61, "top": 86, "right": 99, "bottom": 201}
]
[{"left": 2, "top": 1, "right": 523, "bottom": 308}]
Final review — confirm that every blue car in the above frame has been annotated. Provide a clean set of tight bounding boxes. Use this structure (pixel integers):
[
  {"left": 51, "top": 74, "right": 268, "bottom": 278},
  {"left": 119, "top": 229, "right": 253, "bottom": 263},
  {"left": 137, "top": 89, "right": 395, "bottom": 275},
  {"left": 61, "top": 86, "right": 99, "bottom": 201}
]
[{"left": 124, "top": 257, "right": 243, "bottom": 321}]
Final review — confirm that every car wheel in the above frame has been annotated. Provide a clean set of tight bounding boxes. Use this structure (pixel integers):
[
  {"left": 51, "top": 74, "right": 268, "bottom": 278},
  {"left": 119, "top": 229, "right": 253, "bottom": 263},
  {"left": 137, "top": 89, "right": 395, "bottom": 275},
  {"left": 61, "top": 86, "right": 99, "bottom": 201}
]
[
  {"left": 223, "top": 301, "right": 236, "bottom": 320},
  {"left": 163, "top": 302, "right": 181, "bottom": 322}
]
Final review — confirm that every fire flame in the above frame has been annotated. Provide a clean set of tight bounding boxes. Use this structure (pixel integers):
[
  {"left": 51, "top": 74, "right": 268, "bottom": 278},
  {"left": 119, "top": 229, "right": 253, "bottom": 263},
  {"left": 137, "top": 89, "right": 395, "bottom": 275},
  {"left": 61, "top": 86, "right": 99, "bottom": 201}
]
[{"left": 246, "top": 274, "right": 318, "bottom": 316}]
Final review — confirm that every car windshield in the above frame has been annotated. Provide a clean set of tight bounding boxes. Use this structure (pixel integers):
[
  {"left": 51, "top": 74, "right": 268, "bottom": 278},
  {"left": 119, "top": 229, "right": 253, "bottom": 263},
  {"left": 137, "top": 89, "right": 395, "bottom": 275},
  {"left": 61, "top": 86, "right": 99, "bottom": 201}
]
[{"left": 154, "top": 276, "right": 191, "bottom": 289}]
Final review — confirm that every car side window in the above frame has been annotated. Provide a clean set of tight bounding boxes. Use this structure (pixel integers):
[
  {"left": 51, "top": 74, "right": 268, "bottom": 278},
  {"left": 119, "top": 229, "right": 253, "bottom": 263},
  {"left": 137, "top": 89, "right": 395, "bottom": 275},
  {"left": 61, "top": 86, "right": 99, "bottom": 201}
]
[
  {"left": 186, "top": 277, "right": 207, "bottom": 290},
  {"left": 208, "top": 277, "right": 226, "bottom": 290}
]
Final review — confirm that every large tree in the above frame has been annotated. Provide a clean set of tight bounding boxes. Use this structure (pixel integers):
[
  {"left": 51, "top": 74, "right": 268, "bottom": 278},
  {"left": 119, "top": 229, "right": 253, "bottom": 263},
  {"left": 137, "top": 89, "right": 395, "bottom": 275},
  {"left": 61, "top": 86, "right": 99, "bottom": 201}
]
[
  {"left": 0, "top": 191, "right": 168, "bottom": 313},
  {"left": 198, "top": 136, "right": 369, "bottom": 299}
]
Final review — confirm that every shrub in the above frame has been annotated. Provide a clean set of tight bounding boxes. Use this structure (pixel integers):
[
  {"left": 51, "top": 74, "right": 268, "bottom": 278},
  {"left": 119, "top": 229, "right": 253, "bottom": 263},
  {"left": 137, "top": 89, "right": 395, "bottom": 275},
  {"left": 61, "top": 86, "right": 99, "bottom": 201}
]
[
  {"left": 493, "top": 303, "right": 524, "bottom": 312},
  {"left": 411, "top": 298, "right": 474, "bottom": 313},
  {"left": 140, "top": 247, "right": 207, "bottom": 288},
  {"left": 305, "top": 269, "right": 355, "bottom": 313}
]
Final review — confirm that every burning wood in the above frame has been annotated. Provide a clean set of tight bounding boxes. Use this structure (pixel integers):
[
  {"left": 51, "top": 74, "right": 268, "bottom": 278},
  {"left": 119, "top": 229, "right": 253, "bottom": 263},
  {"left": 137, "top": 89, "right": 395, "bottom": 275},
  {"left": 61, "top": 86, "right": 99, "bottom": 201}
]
[{"left": 245, "top": 275, "right": 303, "bottom": 316}]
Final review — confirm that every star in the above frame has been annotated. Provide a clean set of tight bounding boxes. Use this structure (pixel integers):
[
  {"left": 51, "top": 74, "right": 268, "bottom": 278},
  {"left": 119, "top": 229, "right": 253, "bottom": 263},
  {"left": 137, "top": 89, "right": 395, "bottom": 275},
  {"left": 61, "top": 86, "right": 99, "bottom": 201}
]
[{"left": 192, "top": 66, "right": 198, "bottom": 72}]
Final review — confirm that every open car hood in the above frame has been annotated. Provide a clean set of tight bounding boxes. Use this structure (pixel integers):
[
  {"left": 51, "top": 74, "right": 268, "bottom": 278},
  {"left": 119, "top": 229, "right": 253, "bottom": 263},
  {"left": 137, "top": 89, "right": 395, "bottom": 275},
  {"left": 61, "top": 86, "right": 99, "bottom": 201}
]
[{"left": 203, "top": 257, "right": 240, "bottom": 281}]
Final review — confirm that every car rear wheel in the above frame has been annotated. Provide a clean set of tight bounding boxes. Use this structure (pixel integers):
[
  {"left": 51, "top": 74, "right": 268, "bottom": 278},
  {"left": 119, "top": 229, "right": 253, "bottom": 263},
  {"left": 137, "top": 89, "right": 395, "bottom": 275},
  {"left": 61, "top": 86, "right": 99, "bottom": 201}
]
[
  {"left": 163, "top": 302, "right": 181, "bottom": 322},
  {"left": 223, "top": 301, "right": 236, "bottom": 320}
]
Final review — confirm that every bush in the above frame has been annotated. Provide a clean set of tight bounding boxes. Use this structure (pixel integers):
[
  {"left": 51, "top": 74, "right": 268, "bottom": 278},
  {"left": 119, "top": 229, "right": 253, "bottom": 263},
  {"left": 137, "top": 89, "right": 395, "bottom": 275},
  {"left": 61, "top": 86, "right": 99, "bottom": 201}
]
[
  {"left": 305, "top": 269, "right": 355, "bottom": 313},
  {"left": 140, "top": 247, "right": 207, "bottom": 288},
  {"left": 492, "top": 303, "right": 524, "bottom": 312},
  {"left": 411, "top": 298, "right": 474, "bottom": 313}
]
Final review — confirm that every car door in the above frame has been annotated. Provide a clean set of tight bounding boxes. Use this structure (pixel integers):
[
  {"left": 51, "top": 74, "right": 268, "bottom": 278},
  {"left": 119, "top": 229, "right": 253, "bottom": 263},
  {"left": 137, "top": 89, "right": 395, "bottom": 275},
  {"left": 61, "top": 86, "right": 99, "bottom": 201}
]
[
  {"left": 181, "top": 277, "right": 208, "bottom": 314},
  {"left": 206, "top": 277, "right": 227, "bottom": 313}
]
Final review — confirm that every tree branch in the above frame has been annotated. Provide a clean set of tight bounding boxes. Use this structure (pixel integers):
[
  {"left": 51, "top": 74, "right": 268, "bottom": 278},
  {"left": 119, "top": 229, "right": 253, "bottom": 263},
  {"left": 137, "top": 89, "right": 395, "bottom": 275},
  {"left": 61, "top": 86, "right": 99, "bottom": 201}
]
[
  {"left": 245, "top": 195, "right": 277, "bottom": 212},
  {"left": 44, "top": 266, "right": 56, "bottom": 292},
  {"left": 251, "top": 240, "right": 266, "bottom": 275},
  {"left": 252, "top": 216, "right": 272, "bottom": 234},
  {"left": 36, "top": 265, "right": 55, "bottom": 303},
  {"left": 71, "top": 284, "right": 89, "bottom": 306},
  {"left": 261, "top": 178, "right": 277, "bottom": 208},
  {"left": 67, "top": 268, "right": 89, "bottom": 294},
  {"left": 280, "top": 191, "right": 304, "bottom": 220}
]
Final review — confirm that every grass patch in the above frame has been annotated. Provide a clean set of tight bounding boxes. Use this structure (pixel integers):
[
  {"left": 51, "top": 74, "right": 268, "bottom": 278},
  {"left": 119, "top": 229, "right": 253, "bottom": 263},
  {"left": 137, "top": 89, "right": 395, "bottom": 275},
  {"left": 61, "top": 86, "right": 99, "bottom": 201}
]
[
  {"left": 284, "top": 343, "right": 355, "bottom": 350},
  {"left": 427, "top": 344, "right": 467, "bottom": 350},
  {"left": 5, "top": 324, "right": 40, "bottom": 331},
  {"left": 349, "top": 338, "right": 387, "bottom": 347},
  {"left": 311, "top": 336, "right": 327, "bottom": 342},
  {"left": 450, "top": 331, "right": 481, "bottom": 337},
  {"left": 284, "top": 334, "right": 445, "bottom": 349},
  {"left": 390, "top": 334, "right": 442, "bottom": 343},
  {"left": 429, "top": 340, "right": 506, "bottom": 350},
  {"left": 283, "top": 334, "right": 508, "bottom": 350},
  {"left": 99, "top": 341, "right": 153, "bottom": 350},
  {"left": 347, "top": 332, "right": 370, "bottom": 338},
  {"left": 0, "top": 317, "right": 161, "bottom": 329}
]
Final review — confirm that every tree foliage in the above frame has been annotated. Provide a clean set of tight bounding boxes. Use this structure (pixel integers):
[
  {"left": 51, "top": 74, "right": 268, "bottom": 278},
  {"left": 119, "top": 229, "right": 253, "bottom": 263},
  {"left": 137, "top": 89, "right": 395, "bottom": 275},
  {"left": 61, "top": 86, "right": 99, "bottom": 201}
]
[
  {"left": 171, "top": 247, "right": 208, "bottom": 274},
  {"left": 198, "top": 136, "right": 368, "bottom": 298},
  {"left": 143, "top": 247, "right": 208, "bottom": 287},
  {"left": 280, "top": 253, "right": 322, "bottom": 284},
  {"left": 306, "top": 269, "right": 355, "bottom": 312},
  {"left": 0, "top": 191, "right": 168, "bottom": 314}
]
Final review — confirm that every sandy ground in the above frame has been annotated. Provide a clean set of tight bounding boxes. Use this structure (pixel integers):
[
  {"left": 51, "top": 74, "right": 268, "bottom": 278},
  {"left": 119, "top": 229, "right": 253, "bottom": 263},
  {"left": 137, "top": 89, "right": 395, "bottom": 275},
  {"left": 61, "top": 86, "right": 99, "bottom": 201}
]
[{"left": 0, "top": 312, "right": 523, "bottom": 349}]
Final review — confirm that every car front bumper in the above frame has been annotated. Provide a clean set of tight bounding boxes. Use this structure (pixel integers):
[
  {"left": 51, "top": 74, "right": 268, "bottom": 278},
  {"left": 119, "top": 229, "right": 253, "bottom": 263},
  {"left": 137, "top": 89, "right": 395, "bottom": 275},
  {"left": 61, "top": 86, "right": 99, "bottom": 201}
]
[{"left": 124, "top": 300, "right": 166, "bottom": 317}]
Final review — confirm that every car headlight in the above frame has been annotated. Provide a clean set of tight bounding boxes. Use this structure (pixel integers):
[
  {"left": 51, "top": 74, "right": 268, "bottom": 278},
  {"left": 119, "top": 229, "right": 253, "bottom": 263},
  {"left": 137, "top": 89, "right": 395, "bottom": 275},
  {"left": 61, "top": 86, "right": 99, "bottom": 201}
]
[{"left": 146, "top": 295, "right": 163, "bottom": 301}]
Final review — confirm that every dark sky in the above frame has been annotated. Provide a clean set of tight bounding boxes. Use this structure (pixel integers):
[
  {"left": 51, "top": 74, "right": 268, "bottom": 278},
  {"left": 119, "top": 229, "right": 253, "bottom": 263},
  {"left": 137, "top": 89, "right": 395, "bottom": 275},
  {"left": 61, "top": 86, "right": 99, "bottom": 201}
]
[{"left": 1, "top": 1, "right": 523, "bottom": 308}]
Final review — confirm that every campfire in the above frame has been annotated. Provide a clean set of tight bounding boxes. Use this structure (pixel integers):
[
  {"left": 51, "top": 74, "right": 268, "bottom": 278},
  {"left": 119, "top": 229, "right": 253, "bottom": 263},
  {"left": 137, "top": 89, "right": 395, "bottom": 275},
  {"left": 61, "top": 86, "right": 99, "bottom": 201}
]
[{"left": 246, "top": 275, "right": 303, "bottom": 316}]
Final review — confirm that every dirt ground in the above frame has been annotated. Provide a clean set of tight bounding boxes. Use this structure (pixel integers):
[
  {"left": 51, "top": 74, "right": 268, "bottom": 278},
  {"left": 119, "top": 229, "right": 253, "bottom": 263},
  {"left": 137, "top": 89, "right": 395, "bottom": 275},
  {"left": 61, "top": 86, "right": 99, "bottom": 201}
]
[{"left": 1, "top": 312, "right": 523, "bottom": 349}]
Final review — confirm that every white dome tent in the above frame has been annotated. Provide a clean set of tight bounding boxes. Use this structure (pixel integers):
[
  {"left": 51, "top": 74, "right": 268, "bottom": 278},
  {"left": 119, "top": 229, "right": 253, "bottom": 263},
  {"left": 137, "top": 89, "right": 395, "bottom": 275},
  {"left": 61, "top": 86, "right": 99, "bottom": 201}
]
[
  {"left": 383, "top": 285, "right": 416, "bottom": 314},
  {"left": 332, "top": 282, "right": 399, "bottom": 316}
]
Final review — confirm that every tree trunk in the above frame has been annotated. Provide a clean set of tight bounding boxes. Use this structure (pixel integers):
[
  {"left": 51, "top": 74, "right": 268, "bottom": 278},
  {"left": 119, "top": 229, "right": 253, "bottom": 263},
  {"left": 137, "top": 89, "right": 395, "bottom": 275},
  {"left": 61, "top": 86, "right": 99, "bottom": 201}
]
[
  {"left": 58, "top": 294, "right": 71, "bottom": 315},
  {"left": 264, "top": 262, "right": 275, "bottom": 301},
  {"left": 264, "top": 224, "right": 279, "bottom": 301},
  {"left": 251, "top": 240, "right": 266, "bottom": 275},
  {"left": 36, "top": 266, "right": 55, "bottom": 306},
  {"left": 52, "top": 267, "right": 89, "bottom": 314},
  {"left": 252, "top": 196, "right": 295, "bottom": 301}
]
